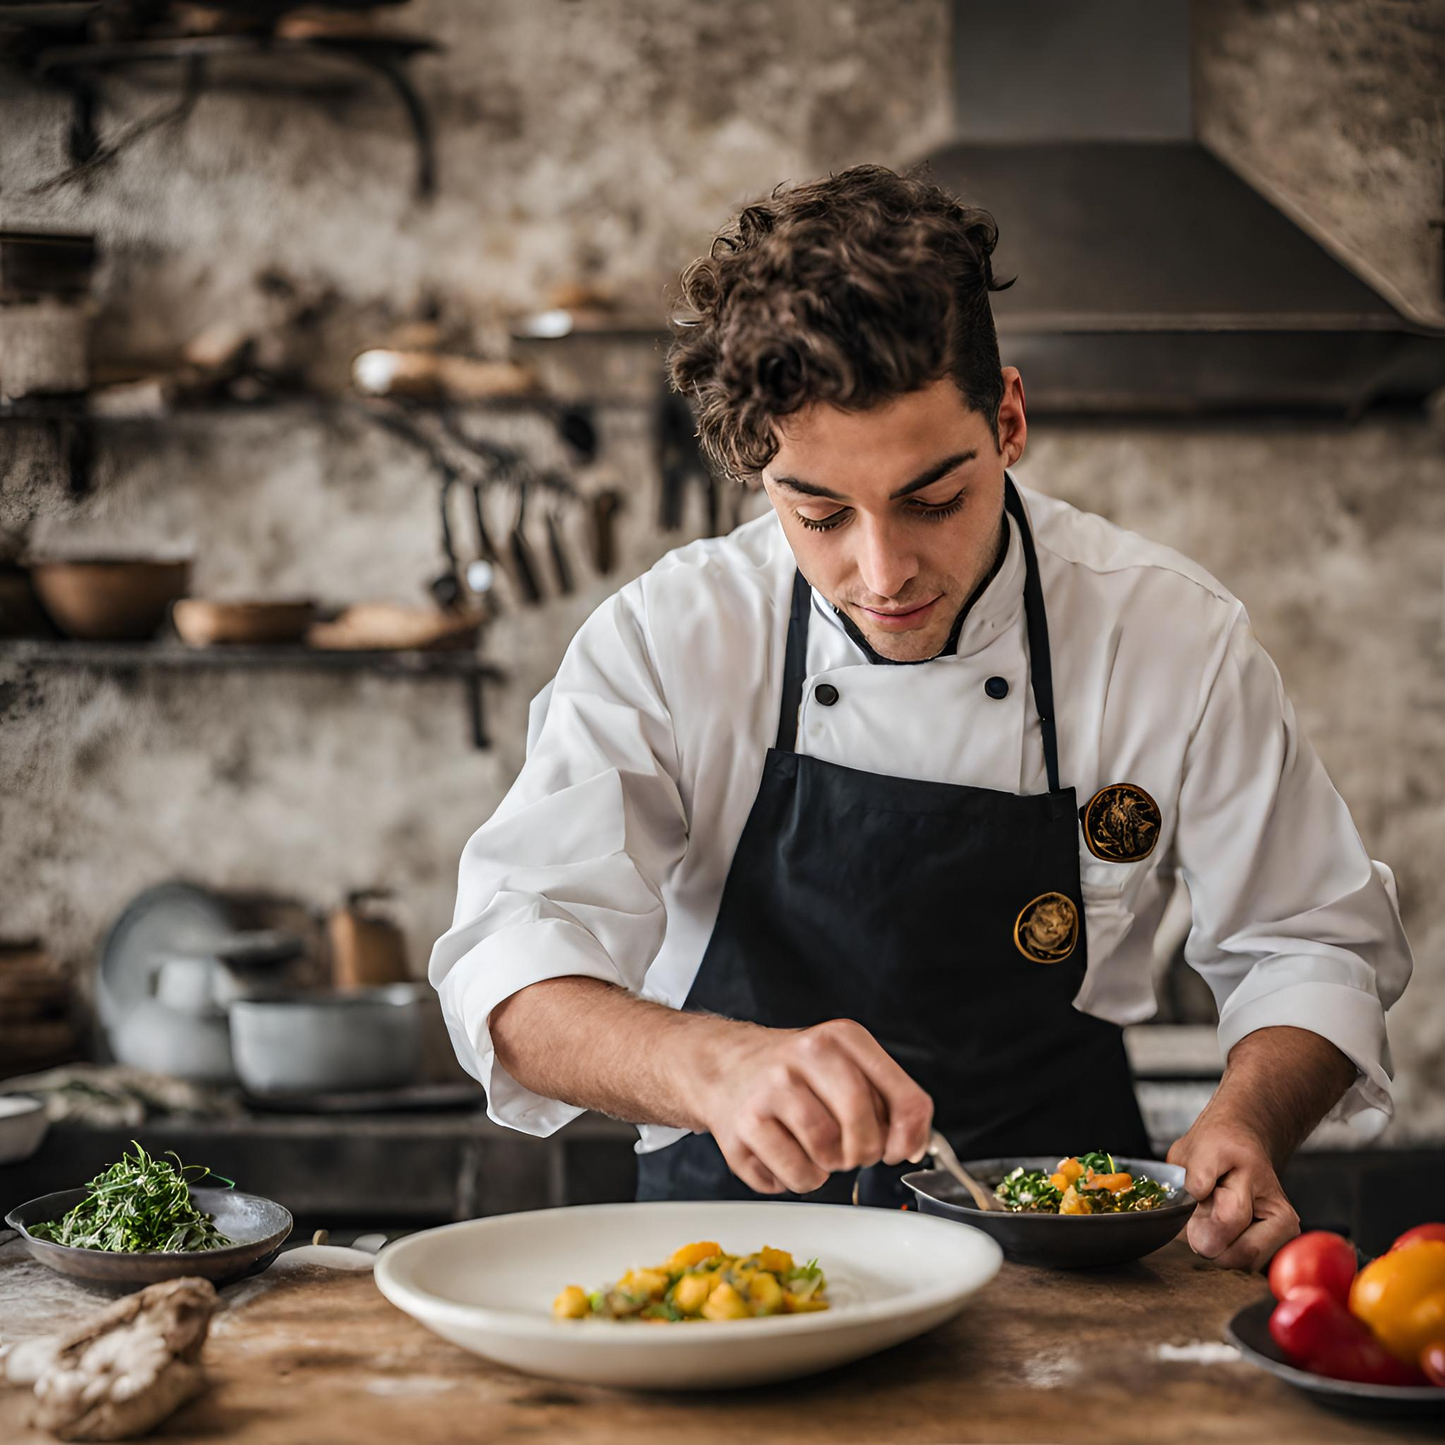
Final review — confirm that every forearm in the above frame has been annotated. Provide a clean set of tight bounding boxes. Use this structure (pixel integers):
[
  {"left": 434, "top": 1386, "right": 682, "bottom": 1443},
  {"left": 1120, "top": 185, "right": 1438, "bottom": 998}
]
[
  {"left": 488, "top": 976, "right": 750, "bottom": 1131},
  {"left": 1199, "top": 1024, "right": 1357, "bottom": 1165}
]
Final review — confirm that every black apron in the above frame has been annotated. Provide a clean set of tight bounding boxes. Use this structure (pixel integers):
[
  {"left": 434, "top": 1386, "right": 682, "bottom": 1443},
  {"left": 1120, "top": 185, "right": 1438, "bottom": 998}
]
[{"left": 637, "top": 480, "right": 1149, "bottom": 1204}]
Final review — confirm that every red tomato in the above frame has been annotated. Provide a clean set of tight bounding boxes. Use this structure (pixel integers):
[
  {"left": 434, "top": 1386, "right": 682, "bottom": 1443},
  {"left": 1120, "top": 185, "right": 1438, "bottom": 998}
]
[
  {"left": 1421, "top": 1340, "right": 1445, "bottom": 1387},
  {"left": 1269, "top": 1287, "right": 1356, "bottom": 1364},
  {"left": 1310, "top": 1332, "right": 1427, "bottom": 1387},
  {"left": 1268, "top": 1230, "right": 1357, "bottom": 1306},
  {"left": 1391, "top": 1224, "right": 1445, "bottom": 1253},
  {"left": 1269, "top": 1288, "right": 1428, "bottom": 1386}
]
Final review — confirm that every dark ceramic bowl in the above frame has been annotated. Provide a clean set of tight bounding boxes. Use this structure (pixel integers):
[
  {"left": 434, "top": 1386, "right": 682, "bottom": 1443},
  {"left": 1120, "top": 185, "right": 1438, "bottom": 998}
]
[
  {"left": 902, "top": 1155, "right": 1195, "bottom": 1268},
  {"left": 4, "top": 1186, "right": 292, "bottom": 1292},
  {"left": 1226, "top": 1298, "right": 1445, "bottom": 1417}
]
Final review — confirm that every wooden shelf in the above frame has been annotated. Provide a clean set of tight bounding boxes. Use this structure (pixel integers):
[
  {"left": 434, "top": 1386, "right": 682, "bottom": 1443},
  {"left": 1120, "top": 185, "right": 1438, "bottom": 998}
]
[{"left": 1, "top": 639, "right": 504, "bottom": 746}]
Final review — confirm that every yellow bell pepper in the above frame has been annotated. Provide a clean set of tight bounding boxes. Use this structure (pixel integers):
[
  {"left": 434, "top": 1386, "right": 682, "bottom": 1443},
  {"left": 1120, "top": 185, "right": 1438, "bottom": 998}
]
[{"left": 1349, "top": 1239, "right": 1445, "bottom": 1365}]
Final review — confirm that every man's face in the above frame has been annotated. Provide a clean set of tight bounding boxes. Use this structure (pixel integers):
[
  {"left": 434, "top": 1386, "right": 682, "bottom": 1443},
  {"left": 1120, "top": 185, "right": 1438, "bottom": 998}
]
[{"left": 761, "top": 370, "right": 1027, "bottom": 662}]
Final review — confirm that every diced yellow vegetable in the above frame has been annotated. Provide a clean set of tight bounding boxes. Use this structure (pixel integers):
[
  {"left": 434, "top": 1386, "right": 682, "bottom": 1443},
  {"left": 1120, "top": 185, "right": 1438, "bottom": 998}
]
[
  {"left": 552, "top": 1285, "right": 589, "bottom": 1319},
  {"left": 1059, "top": 1184, "right": 1093, "bottom": 1215},
  {"left": 783, "top": 1289, "right": 829, "bottom": 1313},
  {"left": 749, "top": 1271, "right": 784, "bottom": 1314},
  {"left": 667, "top": 1240, "right": 722, "bottom": 1270},
  {"left": 672, "top": 1272, "right": 712, "bottom": 1314},
  {"left": 701, "top": 1280, "right": 750, "bottom": 1320},
  {"left": 629, "top": 1268, "right": 670, "bottom": 1299},
  {"left": 757, "top": 1247, "right": 794, "bottom": 1275}
]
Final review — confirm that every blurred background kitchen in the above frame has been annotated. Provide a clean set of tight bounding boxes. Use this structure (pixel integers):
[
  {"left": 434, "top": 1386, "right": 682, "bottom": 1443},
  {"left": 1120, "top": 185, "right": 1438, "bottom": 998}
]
[{"left": 0, "top": 0, "right": 1441, "bottom": 1249}]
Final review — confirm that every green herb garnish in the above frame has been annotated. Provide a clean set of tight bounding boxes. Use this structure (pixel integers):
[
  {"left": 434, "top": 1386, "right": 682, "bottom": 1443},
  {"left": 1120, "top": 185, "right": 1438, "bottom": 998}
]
[
  {"left": 29, "top": 1141, "right": 235, "bottom": 1253},
  {"left": 994, "top": 1166, "right": 1064, "bottom": 1212}
]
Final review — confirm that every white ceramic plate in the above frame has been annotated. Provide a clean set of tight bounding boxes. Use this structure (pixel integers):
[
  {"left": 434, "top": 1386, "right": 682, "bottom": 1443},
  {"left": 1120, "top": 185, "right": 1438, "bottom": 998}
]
[{"left": 374, "top": 1200, "right": 1002, "bottom": 1390}]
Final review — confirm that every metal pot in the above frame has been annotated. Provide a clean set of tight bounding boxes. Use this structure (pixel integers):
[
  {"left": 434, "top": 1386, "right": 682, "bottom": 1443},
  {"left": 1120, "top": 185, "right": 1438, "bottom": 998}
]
[{"left": 228, "top": 984, "right": 425, "bottom": 1096}]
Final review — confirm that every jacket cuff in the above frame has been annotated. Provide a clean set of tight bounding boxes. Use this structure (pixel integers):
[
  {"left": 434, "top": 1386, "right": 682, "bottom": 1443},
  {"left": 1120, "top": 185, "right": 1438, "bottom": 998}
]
[
  {"left": 433, "top": 917, "right": 627, "bottom": 1138},
  {"left": 1216, "top": 978, "right": 1394, "bottom": 1139}
]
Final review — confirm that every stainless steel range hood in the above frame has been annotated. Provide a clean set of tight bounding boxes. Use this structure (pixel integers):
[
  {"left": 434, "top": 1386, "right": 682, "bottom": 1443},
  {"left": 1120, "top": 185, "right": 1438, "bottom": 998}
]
[{"left": 924, "top": 0, "right": 1445, "bottom": 413}]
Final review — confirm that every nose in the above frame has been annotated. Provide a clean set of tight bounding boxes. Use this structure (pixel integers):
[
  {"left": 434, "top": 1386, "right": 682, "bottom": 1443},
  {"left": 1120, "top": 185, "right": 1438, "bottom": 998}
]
[{"left": 854, "top": 515, "right": 919, "bottom": 601}]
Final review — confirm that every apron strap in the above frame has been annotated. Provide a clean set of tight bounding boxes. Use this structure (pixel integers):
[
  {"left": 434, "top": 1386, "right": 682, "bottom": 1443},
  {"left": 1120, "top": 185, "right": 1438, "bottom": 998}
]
[
  {"left": 775, "top": 568, "right": 813, "bottom": 751},
  {"left": 775, "top": 477, "right": 1061, "bottom": 792},
  {"left": 1004, "top": 476, "right": 1062, "bottom": 794}
]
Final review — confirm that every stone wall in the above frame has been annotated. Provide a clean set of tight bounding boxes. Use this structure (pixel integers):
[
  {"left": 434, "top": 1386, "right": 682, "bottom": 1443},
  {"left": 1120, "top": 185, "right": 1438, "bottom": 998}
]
[{"left": 2, "top": 2, "right": 1441, "bottom": 1136}]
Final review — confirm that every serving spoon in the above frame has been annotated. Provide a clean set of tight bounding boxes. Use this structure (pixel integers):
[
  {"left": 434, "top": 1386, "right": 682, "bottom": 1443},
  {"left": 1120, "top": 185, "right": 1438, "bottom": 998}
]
[{"left": 924, "top": 1130, "right": 1003, "bottom": 1212}]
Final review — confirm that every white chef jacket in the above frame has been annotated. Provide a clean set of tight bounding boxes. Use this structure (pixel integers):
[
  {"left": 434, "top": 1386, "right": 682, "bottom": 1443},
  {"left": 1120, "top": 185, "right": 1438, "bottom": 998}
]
[{"left": 430, "top": 482, "right": 1413, "bottom": 1151}]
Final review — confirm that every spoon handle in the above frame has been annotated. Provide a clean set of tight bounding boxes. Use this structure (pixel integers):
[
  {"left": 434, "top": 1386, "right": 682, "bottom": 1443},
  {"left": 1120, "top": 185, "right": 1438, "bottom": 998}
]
[{"left": 926, "top": 1131, "right": 999, "bottom": 1212}]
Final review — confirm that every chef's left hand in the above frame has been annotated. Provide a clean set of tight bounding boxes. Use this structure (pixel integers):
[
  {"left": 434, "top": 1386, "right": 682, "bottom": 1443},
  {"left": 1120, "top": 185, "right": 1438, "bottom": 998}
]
[{"left": 1167, "top": 1117, "right": 1300, "bottom": 1272}]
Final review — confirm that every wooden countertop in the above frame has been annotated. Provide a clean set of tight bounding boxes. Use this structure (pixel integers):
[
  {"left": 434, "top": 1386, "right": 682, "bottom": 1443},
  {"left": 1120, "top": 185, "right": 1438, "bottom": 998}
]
[{"left": 1, "top": 1236, "right": 1436, "bottom": 1444}]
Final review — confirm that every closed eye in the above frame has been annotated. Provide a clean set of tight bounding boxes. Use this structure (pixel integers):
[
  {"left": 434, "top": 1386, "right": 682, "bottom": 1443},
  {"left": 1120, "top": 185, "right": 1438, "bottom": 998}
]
[{"left": 796, "top": 487, "right": 967, "bottom": 532}]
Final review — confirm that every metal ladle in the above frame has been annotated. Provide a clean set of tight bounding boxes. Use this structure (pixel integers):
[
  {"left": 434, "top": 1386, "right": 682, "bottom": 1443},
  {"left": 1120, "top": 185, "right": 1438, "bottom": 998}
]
[{"left": 925, "top": 1130, "right": 1003, "bottom": 1212}]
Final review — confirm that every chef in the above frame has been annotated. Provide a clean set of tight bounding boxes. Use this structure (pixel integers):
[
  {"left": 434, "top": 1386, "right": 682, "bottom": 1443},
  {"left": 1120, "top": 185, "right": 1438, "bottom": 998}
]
[{"left": 430, "top": 165, "right": 1412, "bottom": 1269}]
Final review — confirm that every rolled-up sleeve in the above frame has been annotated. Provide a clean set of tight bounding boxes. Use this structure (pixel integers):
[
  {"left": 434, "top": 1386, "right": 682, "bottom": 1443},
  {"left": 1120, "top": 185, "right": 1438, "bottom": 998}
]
[
  {"left": 1174, "top": 611, "right": 1413, "bottom": 1136},
  {"left": 428, "top": 581, "right": 687, "bottom": 1136}
]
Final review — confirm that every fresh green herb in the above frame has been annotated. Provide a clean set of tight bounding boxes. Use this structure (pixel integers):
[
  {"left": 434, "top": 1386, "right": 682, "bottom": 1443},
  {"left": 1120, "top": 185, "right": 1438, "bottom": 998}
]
[
  {"left": 1075, "top": 1150, "right": 1116, "bottom": 1175},
  {"left": 29, "top": 1141, "right": 235, "bottom": 1253},
  {"left": 994, "top": 1166, "right": 1063, "bottom": 1213}
]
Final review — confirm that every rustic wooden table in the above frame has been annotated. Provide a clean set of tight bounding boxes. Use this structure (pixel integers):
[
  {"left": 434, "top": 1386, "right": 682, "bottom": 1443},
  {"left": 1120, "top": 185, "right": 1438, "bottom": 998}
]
[{"left": 1, "top": 1237, "right": 1437, "bottom": 1443}]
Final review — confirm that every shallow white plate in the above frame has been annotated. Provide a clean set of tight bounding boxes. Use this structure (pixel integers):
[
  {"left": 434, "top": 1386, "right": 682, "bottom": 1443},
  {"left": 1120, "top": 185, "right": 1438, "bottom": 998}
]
[{"left": 374, "top": 1200, "right": 1001, "bottom": 1390}]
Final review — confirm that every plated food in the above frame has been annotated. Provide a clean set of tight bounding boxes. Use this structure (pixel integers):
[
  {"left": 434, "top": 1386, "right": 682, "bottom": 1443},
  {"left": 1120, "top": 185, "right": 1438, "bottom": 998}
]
[
  {"left": 375, "top": 1199, "right": 1002, "bottom": 1388},
  {"left": 995, "top": 1151, "right": 1173, "bottom": 1215},
  {"left": 554, "top": 1241, "right": 828, "bottom": 1323}
]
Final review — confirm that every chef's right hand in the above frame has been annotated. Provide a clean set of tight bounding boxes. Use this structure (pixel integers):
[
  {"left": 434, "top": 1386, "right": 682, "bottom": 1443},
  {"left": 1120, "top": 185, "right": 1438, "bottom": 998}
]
[{"left": 689, "top": 1018, "right": 933, "bottom": 1195}]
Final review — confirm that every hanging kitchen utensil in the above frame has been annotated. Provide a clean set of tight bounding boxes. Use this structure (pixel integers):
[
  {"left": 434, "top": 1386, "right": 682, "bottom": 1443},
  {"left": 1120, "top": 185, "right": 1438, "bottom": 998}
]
[
  {"left": 588, "top": 488, "right": 622, "bottom": 574},
  {"left": 466, "top": 480, "right": 506, "bottom": 615},
  {"left": 427, "top": 470, "right": 464, "bottom": 612},
  {"left": 556, "top": 405, "right": 598, "bottom": 464},
  {"left": 507, "top": 479, "right": 544, "bottom": 606},
  {"left": 544, "top": 495, "right": 575, "bottom": 596}
]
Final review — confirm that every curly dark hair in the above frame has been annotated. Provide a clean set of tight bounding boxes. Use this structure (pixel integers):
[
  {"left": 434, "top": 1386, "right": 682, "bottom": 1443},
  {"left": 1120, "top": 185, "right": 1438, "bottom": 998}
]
[{"left": 667, "top": 164, "right": 1013, "bottom": 484}]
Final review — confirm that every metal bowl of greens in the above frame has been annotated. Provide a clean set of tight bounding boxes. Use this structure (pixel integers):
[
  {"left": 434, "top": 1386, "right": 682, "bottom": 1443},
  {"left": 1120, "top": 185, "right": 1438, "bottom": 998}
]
[
  {"left": 901, "top": 1154, "right": 1195, "bottom": 1269},
  {"left": 4, "top": 1142, "right": 292, "bottom": 1291}
]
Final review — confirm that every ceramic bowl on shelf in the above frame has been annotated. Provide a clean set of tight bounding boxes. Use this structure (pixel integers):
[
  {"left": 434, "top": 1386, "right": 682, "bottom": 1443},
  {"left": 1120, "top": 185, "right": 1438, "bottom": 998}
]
[
  {"left": 172, "top": 598, "right": 317, "bottom": 647},
  {"left": 29, "top": 558, "right": 191, "bottom": 640}
]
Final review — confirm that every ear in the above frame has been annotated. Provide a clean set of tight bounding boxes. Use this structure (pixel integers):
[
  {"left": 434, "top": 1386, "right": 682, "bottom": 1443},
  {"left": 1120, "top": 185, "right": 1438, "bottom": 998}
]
[{"left": 997, "top": 367, "right": 1027, "bottom": 469}]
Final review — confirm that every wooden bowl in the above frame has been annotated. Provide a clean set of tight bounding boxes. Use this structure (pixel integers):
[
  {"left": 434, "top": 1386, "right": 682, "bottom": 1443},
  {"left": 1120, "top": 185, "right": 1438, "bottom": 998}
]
[
  {"left": 30, "top": 559, "right": 190, "bottom": 640},
  {"left": 306, "top": 603, "right": 482, "bottom": 652},
  {"left": 173, "top": 599, "right": 317, "bottom": 647}
]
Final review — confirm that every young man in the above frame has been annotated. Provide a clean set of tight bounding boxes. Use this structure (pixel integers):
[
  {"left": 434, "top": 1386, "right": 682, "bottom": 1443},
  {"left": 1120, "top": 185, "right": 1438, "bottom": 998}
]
[{"left": 431, "top": 166, "right": 1411, "bottom": 1269}]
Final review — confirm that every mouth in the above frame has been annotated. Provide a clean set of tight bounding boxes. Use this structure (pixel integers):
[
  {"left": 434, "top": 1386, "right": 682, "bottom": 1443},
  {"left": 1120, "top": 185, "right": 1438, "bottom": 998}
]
[{"left": 855, "top": 596, "right": 942, "bottom": 630}]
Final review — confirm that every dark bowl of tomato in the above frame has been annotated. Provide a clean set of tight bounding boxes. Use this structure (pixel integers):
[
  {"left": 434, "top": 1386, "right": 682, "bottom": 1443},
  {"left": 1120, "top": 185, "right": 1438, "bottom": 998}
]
[
  {"left": 1226, "top": 1299, "right": 1445, "bottom": 1417},
  {"left": 901, "top": 1155, "right": 1195, "bottom": 1269}
]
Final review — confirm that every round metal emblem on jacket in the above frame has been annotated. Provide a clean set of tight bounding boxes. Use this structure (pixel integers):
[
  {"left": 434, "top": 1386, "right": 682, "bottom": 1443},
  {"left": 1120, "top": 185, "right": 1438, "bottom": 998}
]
[
  {"left": 1013, "top": 891, "right": 1080, "bottom": 964},
  {"left": 1080, "top": 782, "right": 1162, "bottom": 863}
]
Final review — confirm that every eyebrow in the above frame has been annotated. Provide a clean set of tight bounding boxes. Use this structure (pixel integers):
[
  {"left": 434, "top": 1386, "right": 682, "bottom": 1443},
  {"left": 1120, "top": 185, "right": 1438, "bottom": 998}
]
[{"left": 771, "top": 450, "right": 977, "bottom": 503}]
